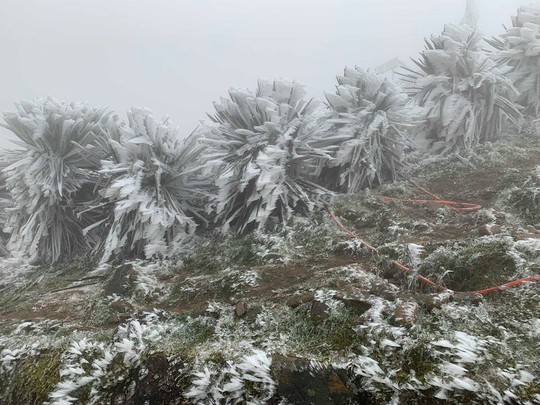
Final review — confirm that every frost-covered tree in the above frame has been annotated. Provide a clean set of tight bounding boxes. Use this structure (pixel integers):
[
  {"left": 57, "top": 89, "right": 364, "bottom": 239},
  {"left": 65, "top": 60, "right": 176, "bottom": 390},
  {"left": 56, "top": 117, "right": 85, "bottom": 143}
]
[
  {"left": 489, "top": 5, "right": 540, "bottom": 117},
  {"left": 199, "top": 79, "right": 333, "bottom": 234},
  {"left": 94, "top": 108, "right": 208, "bottom": 261},
  {"left": 317, "top": 67, "right": 417, "bottom": 193},
  {"left": 0, "top": 98, "right": 114, "bottom": 263},
  {"left": 400, "top": 24, "right": 522, "bottom": 154}
]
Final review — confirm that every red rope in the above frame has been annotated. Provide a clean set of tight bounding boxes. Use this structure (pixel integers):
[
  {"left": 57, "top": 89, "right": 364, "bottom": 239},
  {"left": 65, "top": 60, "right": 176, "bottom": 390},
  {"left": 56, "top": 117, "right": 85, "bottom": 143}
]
[
  {"left": 377, "top": 196, "right": 482, "bottom": 212},
  {"left": 326, "top": 183, "right": 540, "bottom": 296}
]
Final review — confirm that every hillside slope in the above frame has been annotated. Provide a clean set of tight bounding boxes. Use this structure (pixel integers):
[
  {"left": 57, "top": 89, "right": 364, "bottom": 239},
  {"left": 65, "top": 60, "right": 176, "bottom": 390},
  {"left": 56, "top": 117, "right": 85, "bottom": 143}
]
[{"left": 1, "top": 135, "right": 540, "bottom": 404}]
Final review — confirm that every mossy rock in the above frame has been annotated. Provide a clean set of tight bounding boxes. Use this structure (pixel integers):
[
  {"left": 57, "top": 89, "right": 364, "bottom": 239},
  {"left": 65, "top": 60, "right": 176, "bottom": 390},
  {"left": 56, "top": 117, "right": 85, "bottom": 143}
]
[{"left": 1, "top": 350, "right": 62, "bottom": 405}]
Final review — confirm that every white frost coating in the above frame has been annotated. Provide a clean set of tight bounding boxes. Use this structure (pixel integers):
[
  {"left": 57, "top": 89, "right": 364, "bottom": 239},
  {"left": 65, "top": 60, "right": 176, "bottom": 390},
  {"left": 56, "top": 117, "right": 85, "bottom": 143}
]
[
  {"left": 492, "top": 6, "right": 540, "bottom": 116},
  {"left": 96, "top": 107, "right": 206, "bottom": 261},
  {"left": 48, "top": 314, "right": 168, "bottom": 404},
  {"left": 198, "top": 79, "right": 331, "bottom": 234},
  {"left": 407, "top": 243, "right": 424, "bottom": 269},
  {"left": 1, "top": 98, "right": 114, "bottom": 263},
  {"left": 318, "top": 67, "right": 420, "bottom": 193},
  {"left": 184, "top": 349, "right": 276, "bottom": 404},
  {"left": 404, "top": 23, "right": 521, "bottom": 154},
  {"left": 531, "top": 318, "right": 540, "bottom": 338}
]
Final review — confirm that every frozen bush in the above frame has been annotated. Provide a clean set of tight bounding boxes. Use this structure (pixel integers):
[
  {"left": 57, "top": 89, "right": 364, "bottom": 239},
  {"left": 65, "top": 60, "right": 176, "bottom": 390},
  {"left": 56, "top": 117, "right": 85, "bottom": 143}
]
[
  {"left": 400, "top": 24, "right": 522, "bottom": 154},
  {"left": 489, "top": 6, "right": 540, "bottom": 117},
  {"left": 199, "top": 79, "right": 333, "bottom": 234},
  {"left": 317, "top": 67, "right": 418, "bottom": 192},
  {"left": 94, "top": 107, "right": 209, "bottom": 261},
  {"left": 0, "top": 98, "right": 115, "bottom": 263}
]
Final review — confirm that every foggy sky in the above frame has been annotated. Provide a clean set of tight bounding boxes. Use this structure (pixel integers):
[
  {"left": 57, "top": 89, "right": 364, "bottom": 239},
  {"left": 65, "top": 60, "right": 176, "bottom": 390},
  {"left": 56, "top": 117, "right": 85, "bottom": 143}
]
[{"left": 0, "top": 0, "right": 532, "bottom": 149}]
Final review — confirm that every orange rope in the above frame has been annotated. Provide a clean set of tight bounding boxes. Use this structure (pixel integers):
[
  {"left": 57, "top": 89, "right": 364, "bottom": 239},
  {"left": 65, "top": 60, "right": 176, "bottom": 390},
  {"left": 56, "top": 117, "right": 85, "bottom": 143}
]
[{"left": 326, "top": 182, "right": 540, "bottom": 296}]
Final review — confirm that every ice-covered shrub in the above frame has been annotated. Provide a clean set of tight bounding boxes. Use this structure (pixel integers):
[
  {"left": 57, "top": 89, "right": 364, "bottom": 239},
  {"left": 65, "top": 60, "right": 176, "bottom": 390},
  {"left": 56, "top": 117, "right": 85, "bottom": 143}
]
[
  {"left": 199, "top": 79, "right": 333, "bottom": 234},
  {"left": 94, "top": 107, "right": 208, "bottom": 261},
  {"left": 317, "top": 67, "right": 417, "bottom": 192},
  {"left": 0, "top": 98, "right": 115, "bottom": 263},
  {"left": 184, "top": 349, "right": 275, "bottom": 404},
  {"left": 400, "top": 24, "right": 522, "bottom": 154},
  {"left": 489, "top": 6, "right": 540, "bottom": 117}
]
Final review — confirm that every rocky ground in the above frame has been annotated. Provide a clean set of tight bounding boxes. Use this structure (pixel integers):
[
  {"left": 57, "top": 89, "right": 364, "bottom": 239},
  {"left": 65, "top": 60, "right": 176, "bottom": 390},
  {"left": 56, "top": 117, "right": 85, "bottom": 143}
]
[{"left": 0, "top": 133, "right": 540, "bottom": 404}]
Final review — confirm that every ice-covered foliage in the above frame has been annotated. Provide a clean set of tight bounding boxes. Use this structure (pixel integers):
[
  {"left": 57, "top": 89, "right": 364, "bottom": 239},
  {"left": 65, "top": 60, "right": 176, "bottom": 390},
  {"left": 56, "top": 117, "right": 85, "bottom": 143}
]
[
  {"left": 199, "top": 79, "right": 333, "bottom": 234},
  {"left": 94, "top": 108, "right": 208, "bottom": 261},
  {"left": 489, "top": 6, "right": 540, "bottom": 117},
  {"left": 0, "top": 98, "right": 114, "bottom": 263},
  {"left": 318, "top": 67, "right": 418, "bottom": 192},
  {"left": 48, "top": 314, "right": 167, "bottom": 404},
  {"left": 184, "top": 349, "right": 275, "bottom": 404},
  {"left": 400, "top": 24, "right": 522, "bottom": 154}
]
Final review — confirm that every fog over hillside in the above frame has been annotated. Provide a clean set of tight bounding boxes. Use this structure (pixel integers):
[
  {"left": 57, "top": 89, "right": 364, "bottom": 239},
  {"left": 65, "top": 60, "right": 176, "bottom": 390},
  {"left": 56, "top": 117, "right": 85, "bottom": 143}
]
[{"left": 0, "top": 0, "right": 528, "bottom": 149}]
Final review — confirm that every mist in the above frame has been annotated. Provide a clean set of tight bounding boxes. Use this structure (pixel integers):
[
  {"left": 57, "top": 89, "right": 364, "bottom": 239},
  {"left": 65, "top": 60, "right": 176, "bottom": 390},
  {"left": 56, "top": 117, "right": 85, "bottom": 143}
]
[{"left": 0, "top": 0, "right": 528, "bottom": 148}]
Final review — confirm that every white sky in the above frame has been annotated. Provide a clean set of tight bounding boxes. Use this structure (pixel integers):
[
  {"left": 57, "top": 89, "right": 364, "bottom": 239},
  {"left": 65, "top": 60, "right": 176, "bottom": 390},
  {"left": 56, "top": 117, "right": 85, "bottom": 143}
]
[{"left": 0, "top": 0, "right": 532, "bottom": 148}]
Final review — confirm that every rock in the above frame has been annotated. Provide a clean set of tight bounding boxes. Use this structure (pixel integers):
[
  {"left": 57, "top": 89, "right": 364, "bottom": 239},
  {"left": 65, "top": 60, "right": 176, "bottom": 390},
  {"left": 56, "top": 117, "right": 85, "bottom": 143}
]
[
  {"left": 262, "top": 252, "right": 283, "bottom": 262},
  {"left": 310, "top": 300, "right": 330, "bottom": 324},
  {"left": 126, "top": 354, "right": 186, "bottom": 404},
  {"left": 478, "top": 224, "right": 501, "bottom": 236},
  {"left": 235, "top": 301, "right": 247, "bottom": 317},
  {"left": 335, "top": 287, "right": 372, "bottom": 315},
  {"left": 369, "top": 280, "right": 399, "bottom": 301},
  {"left": 205, "top": 303, "right": 221, "bottom": 319},
  {"left": 110, "top": 300, "right": 134, "bottom": 314},
  {"left": 424, "top": 290, "right": 454, "bottom": 310},
  {"left": 526, "top": 225, "right": 538, "bottom": 234},
  {"left": 391, "top": 302, "right": 419, "bottom": 328},
  {"left": 105, "top": 314, "right": 129, "bottom": 326},
  {"left": 339, "top": 298, "right": 372, "bottom": 315},
  {"left": 287, "top": 292, "right": 316, "bottom": 308},
  {"left": 106, "top": 314, "right": 122, "bottom": 325},
  {"left": 271, "top": 355, "right": 356, "bottom": 405}
]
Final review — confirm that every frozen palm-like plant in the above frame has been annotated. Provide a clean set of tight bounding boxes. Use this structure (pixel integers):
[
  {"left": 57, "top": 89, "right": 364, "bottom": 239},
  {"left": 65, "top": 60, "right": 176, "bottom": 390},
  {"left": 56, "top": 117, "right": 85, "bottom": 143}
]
[
  {"left": 96, "top": 108, "right": 206, "bottom": 261},
  {"left": 489, "top": 6, "right": 540, "bottom": 117},
  {"left": 200, "top": 79, "right": 332, "bottom": 234},
  {"left": 1, "top": 98, "right": 114, "bottom": 263},
  {"left": 400, "top": 24, "right": 522, "bottom": 154},
  {"left": 318, "top": 67, "right": 416, "bottom": 193}
]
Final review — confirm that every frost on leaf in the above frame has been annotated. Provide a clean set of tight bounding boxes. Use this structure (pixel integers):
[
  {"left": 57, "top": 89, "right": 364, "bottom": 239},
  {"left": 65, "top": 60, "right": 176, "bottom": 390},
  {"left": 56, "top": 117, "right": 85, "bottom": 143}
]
[
  {"left": 489, "top": 5, "right": 540, "bottom": 118},
  {"left": 184, "top": 349, "right": 276, "bottom": 404},
  {"left": 94, "top": 107, "right": 209, "bottom": 261},
  {"left": 199, "top": 79, "right": 333, "bottom": 234},
  {"left": 0, "top": 98, "right": 114, "bottom": 263},
  {"left": 317, "top": 67, "right": 419, "bottom": 193},
  {"left": 400, "top": 24, "right": 522, "bottom": 154}
]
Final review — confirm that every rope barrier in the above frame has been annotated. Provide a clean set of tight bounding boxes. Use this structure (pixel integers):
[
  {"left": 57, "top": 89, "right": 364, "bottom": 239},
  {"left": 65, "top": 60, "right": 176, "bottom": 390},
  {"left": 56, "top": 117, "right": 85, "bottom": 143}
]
[{"left": 326, "top": 182, "right": 540, "bottom": 296}]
